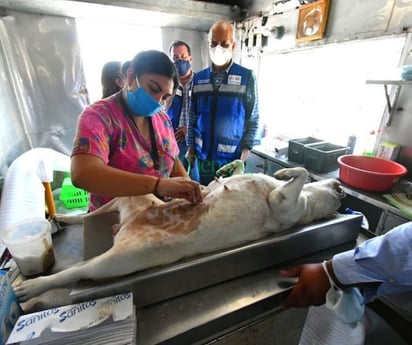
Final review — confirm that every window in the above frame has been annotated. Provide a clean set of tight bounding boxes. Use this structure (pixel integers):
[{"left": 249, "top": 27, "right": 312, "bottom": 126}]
[
  {"left": 76, "top": 18, "right": 162, "bottom": 103},
  {"left": 258, "top": 36, "right": 405, "bottom": 153}
]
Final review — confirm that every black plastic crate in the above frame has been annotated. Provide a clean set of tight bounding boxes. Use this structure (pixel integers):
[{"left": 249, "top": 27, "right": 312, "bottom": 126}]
[
  {"left": 304, "top": 142, "right": 348, "bottom": 173},
  {"left": 288, "top": 137, "right": 325, "bottom": 163}
]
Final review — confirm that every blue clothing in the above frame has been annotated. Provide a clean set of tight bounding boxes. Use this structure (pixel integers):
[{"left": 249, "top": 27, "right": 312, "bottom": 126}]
[
  {"left": 167, "top": 73, "right": 193, "bottom": 131},
  {"left": 187, "top": 62, "right": 260, "bottom": 184},
  {"left": 167, "top": 72, "right": 194, "bottom": 173},
  {"left": 333, "top": 221, "right": 412, "bottom": 303},
  {"left": 188, "top": 62, "right": 260, "bottom": 161},
  {"left": 176, "top": 140, "right": 200, "bottom": 181},
  {"left": 168, "top": 93, "right": 184, "bottom": 130}
]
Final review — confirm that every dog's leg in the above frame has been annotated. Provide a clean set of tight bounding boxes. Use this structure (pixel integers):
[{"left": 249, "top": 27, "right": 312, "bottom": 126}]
[
  {"left": 53, "top": 214, "right": 84, "bottom": 225},
  {"left": 266, "top": 167, "right": 309, "bottom": 226},
  {"left": 271, "top": 167, "right": 308, "bottom": 202},
  {"left": 13, "top": 241, "right": 141, "bottom": 302}
]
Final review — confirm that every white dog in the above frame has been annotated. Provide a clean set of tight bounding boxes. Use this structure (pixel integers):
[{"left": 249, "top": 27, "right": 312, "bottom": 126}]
[{"left": 14, "top": 167, "right": 344, "bottom": 302}]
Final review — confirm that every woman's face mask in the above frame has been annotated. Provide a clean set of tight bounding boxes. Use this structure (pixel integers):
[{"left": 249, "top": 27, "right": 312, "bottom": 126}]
[
  {"left": 126, "top": 84, "right": 162, "bottom": 117},
  {"left": 209, "top": 45, "right": 232, "bottom": 66},
  {"left": 175, "top": 60, "right": 191, "bottom": 77}
]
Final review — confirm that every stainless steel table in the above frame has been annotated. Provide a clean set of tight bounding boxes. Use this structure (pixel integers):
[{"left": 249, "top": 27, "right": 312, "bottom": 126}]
[{"left": 17, "top": 214, "right": 365, "bottom": 344}]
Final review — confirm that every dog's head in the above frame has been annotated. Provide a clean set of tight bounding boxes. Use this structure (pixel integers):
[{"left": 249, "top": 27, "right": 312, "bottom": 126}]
[{"left": 302, "top": 178, "right": 345, "bottom": 221}]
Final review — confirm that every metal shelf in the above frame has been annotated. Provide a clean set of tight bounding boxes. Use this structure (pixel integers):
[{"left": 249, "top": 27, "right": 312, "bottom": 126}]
[
  {"left": 365, "top": 79, "right": 412, "bottom": 126},
  {"left": 366, "top": 79, "right": 412, "bottom": 85}
]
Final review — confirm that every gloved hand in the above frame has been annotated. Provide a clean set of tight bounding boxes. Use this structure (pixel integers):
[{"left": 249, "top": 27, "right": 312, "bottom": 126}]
[{"left": 216, "top": 159, "right": 245, "bottom": 177}]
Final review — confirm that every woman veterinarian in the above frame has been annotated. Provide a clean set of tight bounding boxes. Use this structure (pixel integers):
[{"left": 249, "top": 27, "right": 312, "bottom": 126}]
[{"left": 71, "top": 50, "right": 202, "bottom": 211}]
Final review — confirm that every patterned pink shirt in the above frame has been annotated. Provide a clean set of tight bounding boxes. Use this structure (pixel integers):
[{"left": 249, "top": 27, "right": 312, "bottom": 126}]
[{"left": 72, "top": 93, "right": 179, "bottom": 211}]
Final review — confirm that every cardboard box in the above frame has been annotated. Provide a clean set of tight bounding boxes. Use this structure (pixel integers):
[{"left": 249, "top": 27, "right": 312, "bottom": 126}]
[
  {"left": 376, "top": 141, "right": 400, "bottom": 161},
  {"left": 83, "top": 211, "right": 119, "bottom": 260}
]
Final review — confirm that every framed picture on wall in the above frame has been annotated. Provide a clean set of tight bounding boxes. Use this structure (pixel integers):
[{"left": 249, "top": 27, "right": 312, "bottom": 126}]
[{"left": 296, "top": 0, "right": 330, "bottom": 42}]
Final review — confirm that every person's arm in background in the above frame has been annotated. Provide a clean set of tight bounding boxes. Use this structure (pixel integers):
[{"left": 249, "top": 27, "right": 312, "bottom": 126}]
[
  {"left": 281, "top": 221, "right": 412, "bottom": 308},
  {"left": 240, "top": 71, "right": 260, "bottom": 161}
]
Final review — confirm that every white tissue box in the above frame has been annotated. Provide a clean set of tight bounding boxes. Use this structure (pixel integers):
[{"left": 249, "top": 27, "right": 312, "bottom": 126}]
[{"left": 6, "top": 292, "right": 135, "bottom": 344}]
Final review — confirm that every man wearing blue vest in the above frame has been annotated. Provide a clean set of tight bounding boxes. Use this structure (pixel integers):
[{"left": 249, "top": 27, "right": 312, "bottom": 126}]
[{"left": 187, "top": 20, "right": 260, "bottom": 185}]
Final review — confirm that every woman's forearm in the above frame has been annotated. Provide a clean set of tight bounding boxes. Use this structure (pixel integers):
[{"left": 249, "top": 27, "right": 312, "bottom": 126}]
[{"left": 71, "top": 154, "right": 158, "bottom": 196}]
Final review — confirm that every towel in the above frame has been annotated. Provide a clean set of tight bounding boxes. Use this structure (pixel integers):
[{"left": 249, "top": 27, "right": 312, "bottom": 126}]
[{"left": 383, "top": 193, "right": 412, "bottom": 220}]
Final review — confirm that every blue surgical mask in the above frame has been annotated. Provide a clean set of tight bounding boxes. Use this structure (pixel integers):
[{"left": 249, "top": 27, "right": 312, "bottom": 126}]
[
  {"left": 322, "top": 260, "right": 365, "bottom": 326},
  {"left": 175, "top": 60, "right": 191, "bottom": 76},
  {"left": 126, "top": 87, "right": 161, "bottom": 117},
  {"left": 326, "top": 286, "right": 365, "bottom": 325}
]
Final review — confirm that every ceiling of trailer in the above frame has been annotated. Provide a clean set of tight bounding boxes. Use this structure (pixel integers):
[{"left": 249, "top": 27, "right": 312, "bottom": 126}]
[{"left": 0, "top": 0, "right": 273, "bottom": 31}]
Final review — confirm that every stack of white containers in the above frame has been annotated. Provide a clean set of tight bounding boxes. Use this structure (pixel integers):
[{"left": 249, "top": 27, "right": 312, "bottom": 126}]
[{"left": 0, "top": 148, "right": 71, "bottom": 259}]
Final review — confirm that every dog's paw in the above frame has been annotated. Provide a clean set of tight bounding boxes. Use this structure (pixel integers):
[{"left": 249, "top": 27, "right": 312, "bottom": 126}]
[
  {"left": 274, "top": 167, "right": 308, "bottom": 181},
  {"left": 54, "top": 214, "right": 84, "bottom": 225},
  {"left": 14, "top": 277, "right": 49, "bottom": 302}
]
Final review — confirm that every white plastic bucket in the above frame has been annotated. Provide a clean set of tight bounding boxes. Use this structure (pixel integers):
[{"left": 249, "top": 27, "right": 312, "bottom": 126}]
[{"left": 2, "top": 218, "right": 55, "bottom": 276}]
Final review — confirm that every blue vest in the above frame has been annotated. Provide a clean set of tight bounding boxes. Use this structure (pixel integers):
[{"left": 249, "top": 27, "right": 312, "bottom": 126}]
[
  {"left": 167, "top": 87, "right": 183, "bottom": 130},
  {"left": 192, "top": 63, "right": 251, "bottom": 162}
]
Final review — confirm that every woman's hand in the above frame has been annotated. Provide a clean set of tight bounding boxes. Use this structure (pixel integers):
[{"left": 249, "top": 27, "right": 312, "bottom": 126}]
[
  {"left": 156, "top": 177, "right": 202, "bottom": 204},
  {"left": 280, "top": 263, "right": 331, "bottom": 309}
]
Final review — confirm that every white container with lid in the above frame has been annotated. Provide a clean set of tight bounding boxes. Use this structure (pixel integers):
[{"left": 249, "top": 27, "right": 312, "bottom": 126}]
[{"left": 2, "top": 218, "right": 55, "bottom": 276}]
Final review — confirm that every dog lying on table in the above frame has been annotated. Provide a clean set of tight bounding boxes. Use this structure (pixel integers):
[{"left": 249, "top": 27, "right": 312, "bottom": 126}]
[{"left": 14, "top": 163, "right": 345, "bottom": 302}]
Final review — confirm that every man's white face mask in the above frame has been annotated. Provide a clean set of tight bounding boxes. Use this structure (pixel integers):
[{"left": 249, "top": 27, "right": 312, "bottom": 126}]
[{"left": 209, "top": 45, "right": 232, "bottom": 66}]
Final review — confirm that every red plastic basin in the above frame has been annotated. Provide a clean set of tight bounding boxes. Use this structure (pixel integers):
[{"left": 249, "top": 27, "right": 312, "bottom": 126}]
[{"left": 337, "top": 155, "right": 407, "bottom": 192}]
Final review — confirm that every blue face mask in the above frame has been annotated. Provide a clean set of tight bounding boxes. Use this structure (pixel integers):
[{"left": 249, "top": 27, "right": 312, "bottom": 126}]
[
  {"left": 175, "top": 60, "right": 191, "bottom": 76},
  {"left": 326, "top": 286, "right": 365, "bottom": 325},
  {"left": 322, "top": 261, "right": 365, "bottom": 326},
  {"left": 126, "top": 87, "right": 162, "bottom": 117}
]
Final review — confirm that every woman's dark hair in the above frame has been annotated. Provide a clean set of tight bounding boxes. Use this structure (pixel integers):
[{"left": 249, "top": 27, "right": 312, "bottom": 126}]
[
  {"left": 131, "top": 50, "right": 179, "bottom": 92},
  {"left": 101, "top": 61, "right": 122, "bottom": 98},
  {"left": 121, "top": 60, "right": 131, "bottom": 79}
]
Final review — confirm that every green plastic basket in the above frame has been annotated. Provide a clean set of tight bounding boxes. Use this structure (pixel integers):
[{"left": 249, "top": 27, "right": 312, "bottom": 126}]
[{"left": 59, "top": 177, "right": 89, "bottom": 209}]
